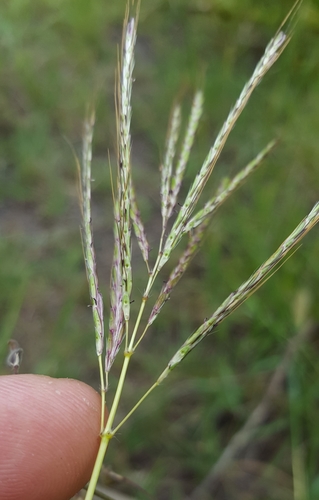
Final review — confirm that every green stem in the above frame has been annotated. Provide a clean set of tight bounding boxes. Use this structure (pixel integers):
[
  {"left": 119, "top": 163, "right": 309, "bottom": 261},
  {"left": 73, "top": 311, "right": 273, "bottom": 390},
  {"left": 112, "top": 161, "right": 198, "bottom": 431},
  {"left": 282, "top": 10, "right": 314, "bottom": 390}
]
[
  {"left": 112, "top": 379, "right": 160, "bottom": 435},
  {"left": 98, "top": 355, "right": 106, "bottom": 433},
  {"left": 84, "top": 434, "right": 111, "bottom": 500},
  {"left": 124, "top": 253, "right": 162, "bottom": 354},
  {"left": 112, "top": 366, "right": 170, "bottom": 437},
  {"left": 128, "top": 291, "right": 148, "bottom": 350},
  {"left": 85, "top": 233, "right": 167, "bottom": 498},
  {"left": 85, "top": 354, "right": 132, "bottom": 500},
  {"left": 124, "top": 321, "right": 129, "bottom": 355},
  {"left": 103, "top": 352, "right": 131, "bottom": 435},
  {"left": 112, "top": 366, "right": 170, "bottom": 436}
]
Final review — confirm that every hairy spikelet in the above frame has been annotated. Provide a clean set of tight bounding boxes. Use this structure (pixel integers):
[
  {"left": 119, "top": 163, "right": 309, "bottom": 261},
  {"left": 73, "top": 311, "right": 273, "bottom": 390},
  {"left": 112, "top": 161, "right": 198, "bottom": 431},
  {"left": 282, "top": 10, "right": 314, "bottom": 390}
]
[
  {"left": 147, "top": 141, "right": 276, "bottom": 329},
  {"left": 130, "top": 179, "right": 150, "bottom": 267},
  {"left": 161, "top": 104, "right": 182, "bottom": 230},
  {"left": 106, "top": 199, "right": 125, "bottom": 373},
  {"left": 116, "top": 15, "right": 136, "bottom": 323},
  {"left": 158, "top": 31, "right": 289, "bottom": 272},
  {"left": 158, "top": 202, "right": 319, "bottom": 381},
  {"left": 81, "top": 110, "right": 104, "bottom": 356},
  {"left": 168, "top": 90, "right": 204, "bottom": 218}
]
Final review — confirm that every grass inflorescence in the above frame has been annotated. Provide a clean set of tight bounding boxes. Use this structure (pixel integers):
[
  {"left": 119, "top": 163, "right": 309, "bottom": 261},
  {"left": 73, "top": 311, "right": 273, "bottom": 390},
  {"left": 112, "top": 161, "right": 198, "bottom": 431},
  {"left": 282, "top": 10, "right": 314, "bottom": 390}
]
[{"left": 77, "top": 1, "right": 319, "bottom": 498}]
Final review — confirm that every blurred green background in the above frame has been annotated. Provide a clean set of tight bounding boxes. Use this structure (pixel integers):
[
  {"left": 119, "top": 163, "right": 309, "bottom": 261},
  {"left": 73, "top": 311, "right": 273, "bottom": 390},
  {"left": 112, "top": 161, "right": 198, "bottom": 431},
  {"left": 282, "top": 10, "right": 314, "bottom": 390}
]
[{"left": 1, "top": 0, "right": 319, "bottom": 498}]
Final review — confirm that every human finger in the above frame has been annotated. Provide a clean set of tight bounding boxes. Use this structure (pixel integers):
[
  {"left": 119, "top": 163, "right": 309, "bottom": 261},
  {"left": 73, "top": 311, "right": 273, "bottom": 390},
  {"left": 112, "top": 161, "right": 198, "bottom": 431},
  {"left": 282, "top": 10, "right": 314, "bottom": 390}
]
[{"left": 0, "top": 374, "right": 101, "bottom": 500}]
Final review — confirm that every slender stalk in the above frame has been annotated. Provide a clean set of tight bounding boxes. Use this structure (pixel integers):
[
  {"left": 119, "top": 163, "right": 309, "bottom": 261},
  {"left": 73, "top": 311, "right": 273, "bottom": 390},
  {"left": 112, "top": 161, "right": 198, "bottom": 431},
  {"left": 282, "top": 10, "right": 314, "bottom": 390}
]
[
  {"left": 84, "top": 435, "right": 111, "bottom": 500},
  {"left": 98, "top": 241, "right": 168, "bottom": 443},
  {"left": 101, "top": 234, "right": 169, "bottom": 446},
  {"left": 102, "top": 354, "right": 132, "bottom": 436},
  {"left": 112, "top": 380, "right": 160, "bottom": 435},
  {"left": 98, "top": 355, "right": 106, "bottom": 433},
  {"left": 129, "top": 238, "right": 169, "bottom": 350},
  {"left": 85, "top": 353, "right": 132, "bottom": 500},
  {"left": 86, "top": 272, "right": 157, "bottom": 500},
  {"left": 107, "top": 202, "right": 319, "bottom": 435}
]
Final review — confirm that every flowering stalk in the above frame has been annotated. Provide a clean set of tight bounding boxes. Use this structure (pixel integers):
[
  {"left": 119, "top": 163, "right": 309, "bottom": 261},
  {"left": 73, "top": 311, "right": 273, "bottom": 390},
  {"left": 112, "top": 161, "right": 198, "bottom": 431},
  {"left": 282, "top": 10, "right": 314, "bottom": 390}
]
[
  {"left": 106, "top": 199, "right": 125, "bottom": 378},
  {"left": 116, "top": 14, "right": 136, "bottom": 324},
  {"left": 104, "top": 7, "right": 137, "bottom": 380},
  {"left": 161, "top": 104, "right": 182, "bottom": 231},
  {"left": 77, "top": 111, "right": 105, "bottom": 430},
  {"left": 157, "top": 31, "right": 290, "bottom": 272},
  {"left": 168, "top": 90, "right": 204, "bottom": 219},
  {"left": 84, "top": 3, "right": 310, "bottom": 499},
  {"left": 113, "top": 201, "right": 319, "bottom": 433},
  {"left": 130, "top": 178, "right": 150, "bottom": 270},
  {"left": 80, "top": 109, "right": 106, "bottom": 426},
  {"left": 85, "top": 9, "right": 140, "bottom": 499},
  {"left": 140, "top": 140, "right": 276, "bottom": 344},
  {"left": 81, "top": 111, "right": 104, "bottom": 358},
  {"left": 160, "top": 202, "right": 319, "bottom": 378}
]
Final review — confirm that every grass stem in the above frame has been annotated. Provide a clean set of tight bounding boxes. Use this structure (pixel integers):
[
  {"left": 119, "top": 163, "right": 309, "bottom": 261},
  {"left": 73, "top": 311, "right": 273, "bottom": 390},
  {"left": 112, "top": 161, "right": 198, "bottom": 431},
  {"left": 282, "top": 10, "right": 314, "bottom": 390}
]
[
  {"left": 84, "top": 434, "right": 111, "bottom": 500},
  {"left": 98, "top": 355, "right": 106, "bottom": 433}
]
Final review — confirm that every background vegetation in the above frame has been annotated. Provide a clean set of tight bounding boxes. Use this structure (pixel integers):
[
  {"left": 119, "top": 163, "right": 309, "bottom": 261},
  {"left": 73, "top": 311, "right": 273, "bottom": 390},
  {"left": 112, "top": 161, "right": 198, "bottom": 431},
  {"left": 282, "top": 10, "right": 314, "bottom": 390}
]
[{"left": 0, "top": 0, "right": 319, "bottom": 498}]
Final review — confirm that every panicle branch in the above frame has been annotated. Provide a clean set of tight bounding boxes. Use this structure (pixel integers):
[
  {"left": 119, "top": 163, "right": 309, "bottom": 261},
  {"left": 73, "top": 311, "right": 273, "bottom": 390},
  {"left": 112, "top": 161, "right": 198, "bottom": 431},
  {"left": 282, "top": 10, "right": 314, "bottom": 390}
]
[
  {"left": 168, "top": 90, "right": 204, "bottom": 219},
  {"left": 130, "top": 179, "right": 150, "bottom": 269},
  {"left": 161, "top": 104, "right": 182, "bottom": 231},
  {"left": 146, "top": 140, "right": 276, "bottom": 332},
  {"left": 106, "top": 199, "right": 125, "bottom": 373},
  {"left": 147, "top": 219, "right": 208, "bottom": 331},
  {"left": 158, "top": 202, "right": 319, "bottom": 381},
  {"left": 183, "top": 140, "right": 277, "bottom": 233},
  {"left": 115, "top": 13, "right": 137, "bottom": 323},
  {"left": 81, "top": 110, "right": 104, "bottom": 356},
  {"left": 157, "top": 30, "right": 289, "bottom": 273},
  {"left": 105, "top": 8, "right": 139, "bottom": 372}
]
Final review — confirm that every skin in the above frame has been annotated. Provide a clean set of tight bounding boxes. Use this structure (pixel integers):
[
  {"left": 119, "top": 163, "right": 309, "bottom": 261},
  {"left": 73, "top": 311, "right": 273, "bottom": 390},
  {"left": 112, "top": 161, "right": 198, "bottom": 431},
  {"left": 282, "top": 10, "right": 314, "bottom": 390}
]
[{"left": 0, "top": 374, "right": 102, "bottom": 500}]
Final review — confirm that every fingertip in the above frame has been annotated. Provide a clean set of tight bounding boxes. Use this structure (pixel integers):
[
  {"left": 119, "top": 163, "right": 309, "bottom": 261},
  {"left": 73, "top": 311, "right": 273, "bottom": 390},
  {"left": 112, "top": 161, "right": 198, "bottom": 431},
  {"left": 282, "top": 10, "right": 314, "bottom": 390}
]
[{"left": 0, "top": 374, "right": 102, "bottom": 500}]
